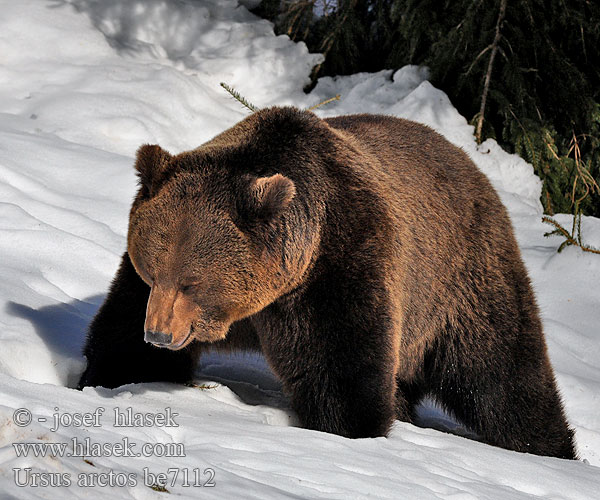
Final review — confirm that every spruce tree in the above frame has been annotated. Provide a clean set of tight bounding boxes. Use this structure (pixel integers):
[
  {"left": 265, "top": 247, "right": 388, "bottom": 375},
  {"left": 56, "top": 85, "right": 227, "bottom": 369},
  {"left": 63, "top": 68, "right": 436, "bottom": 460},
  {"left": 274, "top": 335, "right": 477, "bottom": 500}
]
[{"left": 254, "top": 0, "right": 600, "bottom": 220}]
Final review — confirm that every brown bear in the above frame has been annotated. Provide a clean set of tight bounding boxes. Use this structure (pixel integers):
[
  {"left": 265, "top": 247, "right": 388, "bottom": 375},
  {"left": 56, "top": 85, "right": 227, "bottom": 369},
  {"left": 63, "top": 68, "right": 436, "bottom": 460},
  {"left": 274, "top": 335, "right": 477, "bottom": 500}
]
[{"left": 78, "top": 106, "right": 576, "bottom": 459}]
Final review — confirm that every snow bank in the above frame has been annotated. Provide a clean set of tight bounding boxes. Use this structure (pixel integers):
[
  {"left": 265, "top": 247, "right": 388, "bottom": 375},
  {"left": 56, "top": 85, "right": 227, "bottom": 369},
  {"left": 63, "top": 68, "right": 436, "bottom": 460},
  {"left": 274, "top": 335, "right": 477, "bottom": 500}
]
[
  {"left": 0, "top": 0, "right": 599, "bottom": 498},
  {"left": 0, "top": 0, "right": 321, "bottom": 156}
]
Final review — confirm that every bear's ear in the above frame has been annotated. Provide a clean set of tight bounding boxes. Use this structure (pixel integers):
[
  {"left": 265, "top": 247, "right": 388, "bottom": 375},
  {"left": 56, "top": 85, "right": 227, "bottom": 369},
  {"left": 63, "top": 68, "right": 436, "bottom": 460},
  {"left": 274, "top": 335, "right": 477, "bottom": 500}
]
[
  {"left": 241, "top": 174, "right": 296, "bottom": 222},
  {"left": 134, "top": 144, "right": 172, "bottom": 196}
]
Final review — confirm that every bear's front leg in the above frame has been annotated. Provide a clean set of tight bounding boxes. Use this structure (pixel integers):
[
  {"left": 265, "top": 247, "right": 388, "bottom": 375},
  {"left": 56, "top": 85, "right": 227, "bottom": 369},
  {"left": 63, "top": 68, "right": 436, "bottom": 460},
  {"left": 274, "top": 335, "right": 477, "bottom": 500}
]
[
  {"left": 77, "top": 253, "right": 199, "bottom": 389},
  {"left": 289, "top": 364, "right": 397, "bottom": 438},
  {"left": 258, "top": 292, "right": 398, "bottom": 439}
]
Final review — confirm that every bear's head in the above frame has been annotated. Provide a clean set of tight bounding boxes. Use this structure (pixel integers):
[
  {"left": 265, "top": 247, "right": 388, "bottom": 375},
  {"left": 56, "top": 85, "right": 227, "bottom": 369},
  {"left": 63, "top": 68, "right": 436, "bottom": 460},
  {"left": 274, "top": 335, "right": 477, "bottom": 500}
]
[{"left": 126, "top": 109, "right": 325, "bottom": 350}]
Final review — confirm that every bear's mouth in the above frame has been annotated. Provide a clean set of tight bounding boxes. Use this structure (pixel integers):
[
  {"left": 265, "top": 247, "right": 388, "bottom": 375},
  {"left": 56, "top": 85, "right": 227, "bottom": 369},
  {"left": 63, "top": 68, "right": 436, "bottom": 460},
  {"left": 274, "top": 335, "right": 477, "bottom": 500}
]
[{"left": 166, "top": 328, "right": 194, "bottom": 350}]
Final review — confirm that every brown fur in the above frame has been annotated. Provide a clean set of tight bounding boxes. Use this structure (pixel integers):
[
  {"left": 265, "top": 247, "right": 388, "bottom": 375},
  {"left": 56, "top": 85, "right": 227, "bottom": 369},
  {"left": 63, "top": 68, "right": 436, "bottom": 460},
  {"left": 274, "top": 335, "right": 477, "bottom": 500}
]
[{"left": 78, "top": 107, "right": 576, "bottom": 459}]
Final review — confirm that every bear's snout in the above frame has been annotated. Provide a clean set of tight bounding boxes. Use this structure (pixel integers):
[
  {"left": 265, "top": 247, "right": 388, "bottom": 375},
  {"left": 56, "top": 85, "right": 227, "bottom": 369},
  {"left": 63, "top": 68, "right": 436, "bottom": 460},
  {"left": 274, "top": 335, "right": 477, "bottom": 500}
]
[{"left": 144, "top": 284, "right": 196, "bottom": 349}]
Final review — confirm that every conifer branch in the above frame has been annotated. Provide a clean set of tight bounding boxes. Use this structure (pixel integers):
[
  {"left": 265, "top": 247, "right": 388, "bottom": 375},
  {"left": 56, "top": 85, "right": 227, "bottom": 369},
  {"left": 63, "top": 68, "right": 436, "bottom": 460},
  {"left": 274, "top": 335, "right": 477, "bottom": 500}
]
[
  {"left": 542, "top": 216, "right": 600, "bottom": 254},
  {"left": 475, "top": 0, "right": 507, "bottom": 142},
  {"left": 307, "top": 94, "right": 341, "bottom": 111},
  {"left": 220, "top": 82, "right": 259, "bottom": 113},
  {"left": 186, "top": 382, "right": 218, "bottom": 390}
]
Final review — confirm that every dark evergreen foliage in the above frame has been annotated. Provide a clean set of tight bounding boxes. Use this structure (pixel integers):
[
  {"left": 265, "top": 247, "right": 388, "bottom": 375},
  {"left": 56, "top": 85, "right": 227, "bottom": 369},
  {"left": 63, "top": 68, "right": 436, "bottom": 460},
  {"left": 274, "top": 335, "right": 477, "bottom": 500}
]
[{"left": 254, "top": 0, "right": 600, "bottom": 218}]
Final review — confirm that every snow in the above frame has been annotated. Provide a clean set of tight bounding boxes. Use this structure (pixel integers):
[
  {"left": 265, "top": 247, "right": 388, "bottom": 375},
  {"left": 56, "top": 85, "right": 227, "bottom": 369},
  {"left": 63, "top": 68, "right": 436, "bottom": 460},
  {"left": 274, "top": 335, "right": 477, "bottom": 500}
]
[{"left": 0, "top": 0, "right": 599, "bottom": 498}]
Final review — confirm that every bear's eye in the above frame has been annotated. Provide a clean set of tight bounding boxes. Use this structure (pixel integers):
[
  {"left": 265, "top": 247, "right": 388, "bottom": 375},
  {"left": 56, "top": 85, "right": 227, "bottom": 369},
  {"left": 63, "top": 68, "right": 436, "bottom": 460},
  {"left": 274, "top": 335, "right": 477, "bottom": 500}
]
[{"left": 181, "top": 283, "right": 200, "bottom": 294}]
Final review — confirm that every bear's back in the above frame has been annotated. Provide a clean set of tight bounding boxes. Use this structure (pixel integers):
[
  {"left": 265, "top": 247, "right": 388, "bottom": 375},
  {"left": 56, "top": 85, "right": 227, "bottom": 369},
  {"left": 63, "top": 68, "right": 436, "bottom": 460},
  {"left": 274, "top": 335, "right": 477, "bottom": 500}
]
[
  {"left": 324, "top": 114, "right": 495, "bottom": 208},
  {"left": 323, "top": 113, "right": 510, "bottom": 241}
]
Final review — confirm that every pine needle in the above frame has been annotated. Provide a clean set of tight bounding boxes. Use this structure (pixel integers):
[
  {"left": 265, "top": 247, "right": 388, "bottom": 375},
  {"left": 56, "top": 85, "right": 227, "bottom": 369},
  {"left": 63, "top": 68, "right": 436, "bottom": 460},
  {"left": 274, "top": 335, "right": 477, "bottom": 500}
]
[{"left": 220, "top": 82, "right": 259, "bottom": 113}]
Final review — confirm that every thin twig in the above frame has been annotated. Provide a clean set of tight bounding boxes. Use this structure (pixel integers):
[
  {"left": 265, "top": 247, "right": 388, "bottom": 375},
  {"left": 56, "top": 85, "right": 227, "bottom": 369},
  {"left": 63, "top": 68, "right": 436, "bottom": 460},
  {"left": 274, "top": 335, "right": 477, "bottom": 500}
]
[
  {"left": 465, "top": 44, "right": 492, "bottom": 76},
  {"left": 475, "top": 0, "right": 507, "bottom": 142}
]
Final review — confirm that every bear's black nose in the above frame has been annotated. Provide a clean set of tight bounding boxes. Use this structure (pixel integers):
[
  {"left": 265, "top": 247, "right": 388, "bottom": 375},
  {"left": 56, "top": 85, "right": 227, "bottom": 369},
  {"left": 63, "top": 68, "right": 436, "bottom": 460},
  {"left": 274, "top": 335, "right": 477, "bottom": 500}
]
[{"left": 144, "top": 330, "right": 173, "bottom": 346}]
